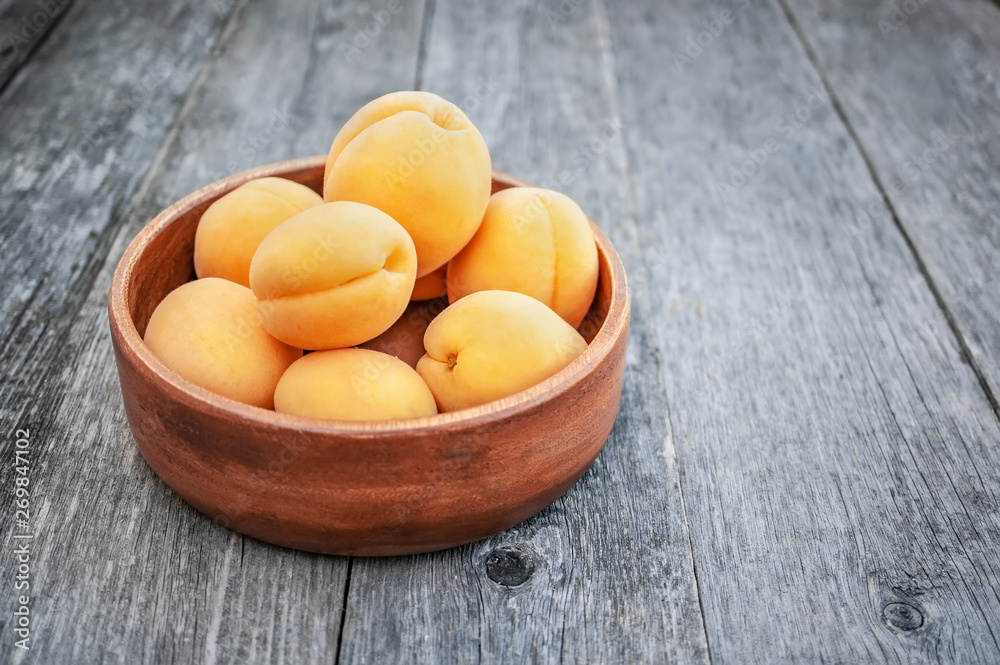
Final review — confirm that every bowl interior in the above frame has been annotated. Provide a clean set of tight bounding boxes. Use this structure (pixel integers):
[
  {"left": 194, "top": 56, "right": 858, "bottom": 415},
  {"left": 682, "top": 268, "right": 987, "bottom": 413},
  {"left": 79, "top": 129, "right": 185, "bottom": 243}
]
[{"left": 123, "top": 158, "right": 620, "bottom": 421}]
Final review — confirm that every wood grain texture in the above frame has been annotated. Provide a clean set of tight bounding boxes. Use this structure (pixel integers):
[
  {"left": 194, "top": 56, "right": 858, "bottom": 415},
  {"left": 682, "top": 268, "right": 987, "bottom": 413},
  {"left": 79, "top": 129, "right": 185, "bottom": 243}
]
[
  {"left": 0, "top": 0, "right": 230, "bottom": 427},
  {"left": 0, "top": 0, "right": 73, "bottom": 92},
  {"left": 0, "top": 0, "right": 240, "bottom": 661},
  {"left": 4, "top": 0, "right": 1000, "bottom": 662},
  {"left": 336, "top": 1, "right": 710, "bottom": 663},
  {"left": 0, "top": 0, "right": 427, "bottom": 662},
  {"left": 607, "top": 0, "right": 1000, "bottom": 662},
  {"left": 779, "top": 0, "right": 1000, "bottom": 414}
]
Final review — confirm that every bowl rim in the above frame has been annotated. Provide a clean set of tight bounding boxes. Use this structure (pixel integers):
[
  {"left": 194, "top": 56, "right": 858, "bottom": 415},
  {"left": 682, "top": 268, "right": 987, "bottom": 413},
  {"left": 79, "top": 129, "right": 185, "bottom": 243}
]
[{"left": 108, "top": 155, "right": 631, "bottom": 436}]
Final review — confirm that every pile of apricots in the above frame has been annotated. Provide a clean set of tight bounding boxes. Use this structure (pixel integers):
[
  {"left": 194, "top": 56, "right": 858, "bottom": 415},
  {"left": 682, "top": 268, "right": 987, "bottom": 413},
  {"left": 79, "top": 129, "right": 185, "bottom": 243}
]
[{"left": 143, "top": 91, "right": 599, "bottom": 420}]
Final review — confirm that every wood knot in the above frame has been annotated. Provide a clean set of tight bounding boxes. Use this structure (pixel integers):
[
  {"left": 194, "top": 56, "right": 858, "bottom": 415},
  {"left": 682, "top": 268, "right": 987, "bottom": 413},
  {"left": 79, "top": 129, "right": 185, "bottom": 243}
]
[
  {"left": 485, "top": 546, "right": 535, "bottom": 587},
  {"left": 883, "top": 601, "right": 925, "bottom": 632}
]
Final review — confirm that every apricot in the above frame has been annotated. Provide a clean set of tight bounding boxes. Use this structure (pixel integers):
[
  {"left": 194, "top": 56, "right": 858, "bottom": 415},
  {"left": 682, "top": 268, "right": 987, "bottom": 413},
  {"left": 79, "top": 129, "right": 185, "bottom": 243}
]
[
  {"left": 359, "top": 298, "right": 448, "bottom": 368},
  {"left": 194, "top": 177, "right": 323, "bottom": 287},
  {"left": 416, "top": 290, "right": 588, "bottom": 412},
  {"left": 274, "top": 349, "right": 437, "bottom": 421},
  {"left": 249, "top": 201, "right": 417, "bottom": 350},
  {"left": 447, "top": 187, "right": 598, "bottom": 328},
  {"left": 411, "top": 264, "right": 447, "bottom": 301},
  {"left": 323, "top": 91, "right": 492, "bottom": 277},
  {"left": 143, "top": 278, "right": 301, "bottom": 409}
]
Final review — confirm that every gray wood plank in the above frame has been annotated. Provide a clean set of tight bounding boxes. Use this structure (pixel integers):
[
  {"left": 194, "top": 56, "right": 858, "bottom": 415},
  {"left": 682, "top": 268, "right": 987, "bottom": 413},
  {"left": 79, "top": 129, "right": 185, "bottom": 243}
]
[
  {"left": 0, "top": 0, "right": 229, "bottom": 430},
  {"left": 607, "top": 0, "right": 1000, "bottom": 662},
  {"left": 0, "top": 0, "right": 239, "bottom": 656},
  {"left": 0, "top": 0, "right": 73, "bottom": 92},
  {"left": 0, "top": 0, "right": 427, "bottom": 663},
  {"left": 781, "top": 0, "right": 1000, "bottom": 415},
  {"left": 337, "top": 2, "right": 711, "bottom": 664}
]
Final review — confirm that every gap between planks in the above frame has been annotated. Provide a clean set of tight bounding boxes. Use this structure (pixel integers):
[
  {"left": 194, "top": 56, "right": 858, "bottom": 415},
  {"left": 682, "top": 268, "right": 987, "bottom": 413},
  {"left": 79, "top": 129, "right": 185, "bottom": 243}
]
[
  {"left": 331, "top": 0, "right": 433, "bottom": 659},
  {"left": 0, "top": 0, "right": 76, "bottom": 95},
  {"left": 773, "top": 0, "right": 1000, "bottom": 426}
]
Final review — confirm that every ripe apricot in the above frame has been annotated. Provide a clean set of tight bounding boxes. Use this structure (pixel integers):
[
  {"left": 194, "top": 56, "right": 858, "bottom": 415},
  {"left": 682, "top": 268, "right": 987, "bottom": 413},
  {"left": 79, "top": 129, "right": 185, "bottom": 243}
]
[
  {"left": 411, "top": 264, "right": 447, "bottom": 301},
  {"left": 416, "top": 290, "right": 588, "bottom": 412},
  {"left": 143, "top": 278, "right": 301, "bottom": 409},
  {"left": 249, "top": 201, "right": 416, "bottom": 350},
  {"left": 323, "top": 91, "right": 491, "bottom": 277},
  {"left": 447, "top": 187, "right": 598, "bottom": 328},
  {"left": 194, "top": 177, "right": 322, "bottom": 287},
  {"left": 274, "top": 348, "right": 437, "bottom": 421}
]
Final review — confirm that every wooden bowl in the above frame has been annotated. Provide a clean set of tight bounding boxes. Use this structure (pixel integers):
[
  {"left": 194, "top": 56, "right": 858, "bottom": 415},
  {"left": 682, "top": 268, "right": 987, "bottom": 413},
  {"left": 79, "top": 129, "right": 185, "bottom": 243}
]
[{"left": 107, "top": 156, "right": 630, "bottom": 556}]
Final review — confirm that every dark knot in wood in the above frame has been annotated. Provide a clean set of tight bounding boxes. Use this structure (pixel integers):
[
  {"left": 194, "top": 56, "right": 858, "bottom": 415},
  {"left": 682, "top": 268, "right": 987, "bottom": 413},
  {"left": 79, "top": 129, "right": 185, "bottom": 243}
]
[
  {"left": 485, "top": 546, "right": 535, "bottom": 587},
  {"left": 882, "top": 601, "right": 925, "bottom": 632}
]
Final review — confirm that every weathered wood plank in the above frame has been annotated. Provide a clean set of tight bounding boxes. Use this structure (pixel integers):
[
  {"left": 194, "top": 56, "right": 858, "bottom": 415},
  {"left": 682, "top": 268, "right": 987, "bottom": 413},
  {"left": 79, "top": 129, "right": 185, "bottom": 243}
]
[
  {"left": 0, "top": 0, "right": 228, "bottom": 429},
  {"left": 0, "top": 0, "right": 427, "bottom": 663},
  {"left": 0, "top": 0, "right": 238, "bottom": 657},
  {"left": 337, "top": 2, "right": 710, "bottom": 663},
  {"left": 5, "top": 0, "right": 999, "bottom": 662},
  {"left": 0, "top": 0, "right": 73, "bottom": 92},
  {"left": 607, "top": 0, "right": 1000, "bottom": 662},
  {"left": 781, "top": 0, "right": 1000, "bottom": 414}
]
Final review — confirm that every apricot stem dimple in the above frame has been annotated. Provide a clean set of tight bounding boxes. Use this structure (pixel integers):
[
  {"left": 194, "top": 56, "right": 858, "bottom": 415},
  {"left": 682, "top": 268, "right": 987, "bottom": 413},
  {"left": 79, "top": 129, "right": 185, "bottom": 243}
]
[{"left": 447, "top": 353, "right": 458, "bottom": 370}]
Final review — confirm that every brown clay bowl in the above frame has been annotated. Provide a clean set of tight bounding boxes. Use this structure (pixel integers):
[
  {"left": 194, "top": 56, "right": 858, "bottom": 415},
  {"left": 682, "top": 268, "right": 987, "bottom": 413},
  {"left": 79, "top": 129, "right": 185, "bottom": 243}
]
[{"left": 107, "top": 155, "right": 630, "bottom": 556}]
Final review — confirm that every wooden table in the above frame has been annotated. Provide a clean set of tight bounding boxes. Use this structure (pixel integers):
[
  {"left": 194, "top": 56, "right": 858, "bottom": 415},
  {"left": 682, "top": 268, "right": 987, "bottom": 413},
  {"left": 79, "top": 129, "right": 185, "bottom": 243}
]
[{"left": 2, "top": 0, "right": 999, "bottom": 662}]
